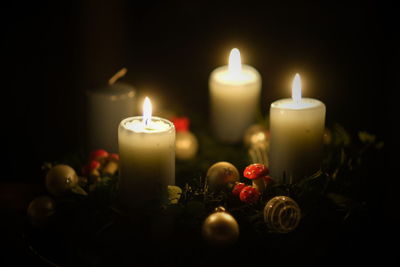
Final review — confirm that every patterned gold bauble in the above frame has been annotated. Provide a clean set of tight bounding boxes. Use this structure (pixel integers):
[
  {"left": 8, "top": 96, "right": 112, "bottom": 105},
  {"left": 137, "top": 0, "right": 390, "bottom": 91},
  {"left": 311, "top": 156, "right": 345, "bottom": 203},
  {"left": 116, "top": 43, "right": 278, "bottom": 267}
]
[
  {"left": 206, "top": 162, "right": 239, "bottom": 191},
  {"left": 45, "top": 164, "right": 79, "bottom": 196},
  {"left": 263, "top": 196, "right": 301, "bottom": 233},
  {"left": 27, "top": 196, "right": 56, "bottom": 227},
  {"left": 175, "top": 131, "right": 198, "bottom": 160},
  {"left": 202, "top": 207, "right": 239, "bottom": 247}
]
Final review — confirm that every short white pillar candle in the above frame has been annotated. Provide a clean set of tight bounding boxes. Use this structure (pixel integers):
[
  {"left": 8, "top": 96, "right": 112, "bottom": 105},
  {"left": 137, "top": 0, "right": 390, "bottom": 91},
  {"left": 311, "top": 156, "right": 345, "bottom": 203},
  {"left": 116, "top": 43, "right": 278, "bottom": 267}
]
[
  {"left": 209, "top": 48, "right": 262, "bottom": 143},
  {"left": 269, "top": 74, "right": 326, "bottom": 184},
  {"left": 86, "top": 69, "right": 135, "bottom": 153},
  {"left": 118, "top": 97, "right": 175, "bottom": 211}
]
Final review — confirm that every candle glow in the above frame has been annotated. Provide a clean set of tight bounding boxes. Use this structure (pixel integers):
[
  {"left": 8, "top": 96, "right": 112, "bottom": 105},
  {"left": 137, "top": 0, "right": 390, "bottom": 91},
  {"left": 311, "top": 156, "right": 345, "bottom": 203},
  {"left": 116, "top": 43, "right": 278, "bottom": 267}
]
[{"left": 228, "top": 48, "right": 242, "bottom": 76}]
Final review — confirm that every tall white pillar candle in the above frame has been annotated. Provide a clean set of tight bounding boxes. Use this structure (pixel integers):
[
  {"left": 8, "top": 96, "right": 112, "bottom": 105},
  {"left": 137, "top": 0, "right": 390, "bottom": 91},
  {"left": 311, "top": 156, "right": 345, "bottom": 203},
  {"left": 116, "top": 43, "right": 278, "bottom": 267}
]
[
  {"left": 118, "top": 97, "right": 175, "bottom": 211},
  {"left": 86, "top": 81, "right": 135, "bottom": 153},
  {"left": 269, "top": 74, "right": 326, "bottom": 184},
  {"left": 209, "top": 48, "right": 262, "bottom": 143}
]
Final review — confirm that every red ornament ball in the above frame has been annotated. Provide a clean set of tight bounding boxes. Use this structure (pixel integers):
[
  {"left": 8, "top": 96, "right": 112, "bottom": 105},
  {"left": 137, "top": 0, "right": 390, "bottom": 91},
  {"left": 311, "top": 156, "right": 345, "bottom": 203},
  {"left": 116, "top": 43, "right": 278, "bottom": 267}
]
[
  {"left": 232, "top": 183, "right": 246, "bottom": 197},
  {"left": 239, "top": 186, "right": 260, "bottom": 204}
]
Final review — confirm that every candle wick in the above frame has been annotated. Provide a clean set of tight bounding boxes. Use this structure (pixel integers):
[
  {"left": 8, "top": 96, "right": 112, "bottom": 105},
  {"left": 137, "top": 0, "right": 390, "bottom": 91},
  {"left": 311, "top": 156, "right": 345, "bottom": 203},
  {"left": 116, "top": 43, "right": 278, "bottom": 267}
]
[
  {"left": 108, "top": 68, "right": 128, "bottom": 85},
  {"left": 144, "top": 117, "right": 153, "bottom": 129}
]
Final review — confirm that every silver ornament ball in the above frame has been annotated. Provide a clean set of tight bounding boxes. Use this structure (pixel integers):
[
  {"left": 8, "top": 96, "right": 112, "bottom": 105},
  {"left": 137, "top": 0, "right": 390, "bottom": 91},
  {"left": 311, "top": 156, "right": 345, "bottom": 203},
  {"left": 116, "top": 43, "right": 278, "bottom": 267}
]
[
  {"left": 202, "top": 207, "right": 239, "bottom": 247},
  {"left": 264, "top": 196, "right": 301, "bottom": 233}
]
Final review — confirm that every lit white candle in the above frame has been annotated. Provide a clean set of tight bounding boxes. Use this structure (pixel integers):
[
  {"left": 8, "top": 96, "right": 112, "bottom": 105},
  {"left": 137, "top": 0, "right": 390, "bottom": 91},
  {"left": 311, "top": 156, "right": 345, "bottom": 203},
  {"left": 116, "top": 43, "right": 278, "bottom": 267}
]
[
  {"left": 209, "top": 48, "right": 262, "bottom": 143},
  {"left": 86, "top": 69, "right": 135, "bottom": 152},
  {"left": 118, "top": 97, "right": 175, "bottom": 211},
  {"left": 269, "top": 74, "right": 326, "bottom": 184}
]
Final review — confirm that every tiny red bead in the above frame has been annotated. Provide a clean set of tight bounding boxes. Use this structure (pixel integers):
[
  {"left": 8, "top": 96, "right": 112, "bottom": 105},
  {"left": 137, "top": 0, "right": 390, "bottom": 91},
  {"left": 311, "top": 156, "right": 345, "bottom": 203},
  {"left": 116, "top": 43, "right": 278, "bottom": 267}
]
[{"left": 232, "top": 183, "right": 246, "bottom": 196}]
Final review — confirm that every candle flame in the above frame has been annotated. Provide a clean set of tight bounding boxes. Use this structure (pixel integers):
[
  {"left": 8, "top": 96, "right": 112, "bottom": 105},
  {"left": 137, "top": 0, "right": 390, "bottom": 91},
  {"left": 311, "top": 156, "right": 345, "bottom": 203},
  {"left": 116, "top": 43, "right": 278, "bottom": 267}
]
[
  {"left": 143, "top": 97, "right": 152, "bottom": 126},
  {"left": 292, "top": 73, "right": 302, "bottom": 102},
  {"left": 228, "top": 48, "right": 242, "bottom": 75}
]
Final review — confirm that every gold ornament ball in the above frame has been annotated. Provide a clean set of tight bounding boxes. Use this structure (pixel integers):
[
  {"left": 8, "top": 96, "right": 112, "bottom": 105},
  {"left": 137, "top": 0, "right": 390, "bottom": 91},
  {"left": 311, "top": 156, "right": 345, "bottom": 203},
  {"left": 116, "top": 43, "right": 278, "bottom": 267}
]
[
  {"left": 206, "top": 161, "right": 239, "bottom": 191},
  {"left": 175, "top": 131, "right": 198, "bottom": 160},
  {"left": 243, "top": 124, "right": 269, "bottom": 147},
  {"left": 27, "top": 196, "right": 56, "bottom": 227},
  {"left": 46, "top": 164, "right": 79, "bottom": 196},
  {"left": 202, "top": 207, "right": 239, "bottom": 247},
  {"left": 264, "top": 196, "right": 301, "bottom": 233}
]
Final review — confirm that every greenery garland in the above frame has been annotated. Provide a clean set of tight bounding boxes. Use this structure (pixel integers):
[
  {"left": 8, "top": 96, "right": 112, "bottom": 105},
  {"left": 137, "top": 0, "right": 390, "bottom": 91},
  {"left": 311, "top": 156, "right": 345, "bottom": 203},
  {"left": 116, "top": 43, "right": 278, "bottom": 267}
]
[{"left": 23, "top": 122, "right": 384, "bottom": 266}]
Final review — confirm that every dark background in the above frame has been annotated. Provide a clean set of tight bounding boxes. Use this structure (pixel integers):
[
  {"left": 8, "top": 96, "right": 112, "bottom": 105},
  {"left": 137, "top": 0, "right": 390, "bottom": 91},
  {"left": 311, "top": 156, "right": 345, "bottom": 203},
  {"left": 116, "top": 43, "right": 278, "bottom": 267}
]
[
  {"left": 5, "top": 0, "right": 392, "bottom": 180},
  {"left": 2, "top": 0, "right": 394, "bottom": 265}
]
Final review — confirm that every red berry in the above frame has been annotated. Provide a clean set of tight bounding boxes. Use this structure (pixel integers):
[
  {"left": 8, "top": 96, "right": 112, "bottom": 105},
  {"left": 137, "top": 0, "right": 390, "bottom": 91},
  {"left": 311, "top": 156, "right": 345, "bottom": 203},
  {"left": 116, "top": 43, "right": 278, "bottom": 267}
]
[
  {"left": 232, "top": 183, "right": 246, "bottom": 196},
  {"left": 243, "top": 163, "right": 269, "bottom": 179},
  {"left": 108, "top": 153, "right": 119, "bottom": 161},
  {"left": 171, "top": 117, "right": 190, "bottom": 132},
  {"left": 90, "top": 149, "right": 109, "bottom": 161},
  {"left": 239, "top": 186, "right": 260, "bottom": 204}
]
